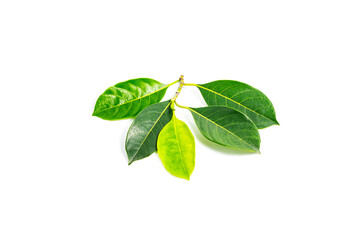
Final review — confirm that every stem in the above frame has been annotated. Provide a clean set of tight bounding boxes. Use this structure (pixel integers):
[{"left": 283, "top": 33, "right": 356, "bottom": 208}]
[
  {"left": 183, "top": 83, "right": 198, "bottom": 87},
  {"left": 168, "top": 79, "right": 180, "bottom": 87},
  {"left": 174, "top": 100, "right": 189, "bottom": 110},
  {"left": 171, "top": 75, "right": 185, "bottom": 101}
]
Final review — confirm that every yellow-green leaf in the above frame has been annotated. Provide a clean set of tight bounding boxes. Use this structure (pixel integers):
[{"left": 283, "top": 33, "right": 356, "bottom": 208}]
[{"left": 157, "top": 112, "right": 195, "bottom": 180}]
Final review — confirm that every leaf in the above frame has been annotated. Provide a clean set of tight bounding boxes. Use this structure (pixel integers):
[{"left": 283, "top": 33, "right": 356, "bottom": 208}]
[
  {"left": 157, "top": 112, "right": 195, "bottom": 180},
  {"left": 195, "top": 80, "right": 278, "bottom": 129},
  {"left": 93, "top": 78, "right": 169, "bottom": 120},
  {"left": 126, "top": 100, "right": 173, "bottom": 164},
  {"left": 188, "top": 106, "right": 260, "bottom": 152}
]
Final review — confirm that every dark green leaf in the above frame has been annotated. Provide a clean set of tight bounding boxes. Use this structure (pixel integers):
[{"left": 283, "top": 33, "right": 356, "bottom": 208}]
[
  {"left": 157, "top": 112, "right": 195, "bottom": 180},
  {"left": 126, "top": 100, "right": 173, "bottom": 164},
  {"left": 93, "top": 78, "right": 169, "bottom": 120},
  {"left": 188, "top": 106, "right": 260, "bottom": 152},
  {"left": 196, "top": 80, "right": 278, "bottom": 129}
]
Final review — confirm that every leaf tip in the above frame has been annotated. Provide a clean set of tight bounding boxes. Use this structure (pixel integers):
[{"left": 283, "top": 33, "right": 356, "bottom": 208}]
[
  {"left": 180, "top": 175, "right": 191, "bottom": 181},
  {"left": 128, "top": 159, "right": 134, "bottom": 165},
  {"left": 92, "top": 109, "right": 99, "bottom": 117},
  {"left": 252, "top": 148, "right": 261, "bottom": 154},
  {"left": 183, "top": 171, "right": 193, "bottom": 180}
]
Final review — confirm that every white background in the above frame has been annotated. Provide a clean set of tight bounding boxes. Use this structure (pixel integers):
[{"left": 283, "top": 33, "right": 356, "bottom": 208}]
[{"left": 1, "top": 0, "right": 360, "bottom": 239}]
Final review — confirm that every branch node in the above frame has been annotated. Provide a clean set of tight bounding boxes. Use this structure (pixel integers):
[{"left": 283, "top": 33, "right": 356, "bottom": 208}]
[{"left": 171, "top": 75, "right": 185, "bottom": 101}]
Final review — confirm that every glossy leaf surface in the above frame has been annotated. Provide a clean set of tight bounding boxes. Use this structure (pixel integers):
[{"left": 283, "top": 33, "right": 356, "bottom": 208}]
[
  {"left": 157, "top": 113, "right": 195, "bottom": 180},
  {"left": 93, "top": 78, "right": 168, "bottom": 120},
  {"left": 196, "top": 80, "right": 278, "bottom": 129},
  {"left": 189, "top": 106, "right": 260, "bottom": 152},
  {"left": 126, "top": 101, "right": 173, "bottom": 164}
]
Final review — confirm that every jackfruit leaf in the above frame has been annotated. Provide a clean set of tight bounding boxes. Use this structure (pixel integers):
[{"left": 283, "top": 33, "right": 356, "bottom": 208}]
[
  {"left": 157, "top": 113, "right": 195, "bottom": 180},
  {"left": 196, "top": 80, "right": 278, "bottom": 129},
  {"left": 126, "top": 101, "right": 173, "bottom": 164},
  {"left": 93, "top": 78, "right": 169, "bottom": 120},
  {"left": 188, "top": 106, "right": 260, "bottom": 152}
]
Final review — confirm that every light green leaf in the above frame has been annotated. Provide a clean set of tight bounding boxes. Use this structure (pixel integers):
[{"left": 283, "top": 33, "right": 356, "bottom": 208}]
[
  {"left": 126, "top": 100, "right": 173, "bottom": 164},
  {"left": 157, "top": 112, "right": 195, "bottom": 180},
  {"left": 196, "top": 80, "right": 278, "bottom": 129},
  {"left": 93, "top": 78, "right": 170, "bottom": 120},
  {"left": 188, "top": 106, "right": 260, "bottom": 152}
]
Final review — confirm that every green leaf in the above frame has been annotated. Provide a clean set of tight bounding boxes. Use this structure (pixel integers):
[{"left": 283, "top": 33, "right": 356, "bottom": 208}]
[
  {"left": 93, "top": 78, "right": 169, "bottom": 120},
  {"left": 157, "top": 112, "right": 195, "bottom": 180},
  {"left": 126, "top": 100, "right": 173, "bottom": 164},
  {"left": 188, "top": 106, "right": 260, "bottom": 152},
  {"left": 195, "top": 80, "right": 278, "bottom": 129}
]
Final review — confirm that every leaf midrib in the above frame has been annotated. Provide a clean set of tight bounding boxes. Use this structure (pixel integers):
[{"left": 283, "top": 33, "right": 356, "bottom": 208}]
[
  {"left": 173, "top": 116, "right": 189, "bottom": 180},
  {"left": 189, "top": 108, "right": 259, "bottom": 152},
  {"left": 197, "top": 84, "right": 274, "bottom": 122}
]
